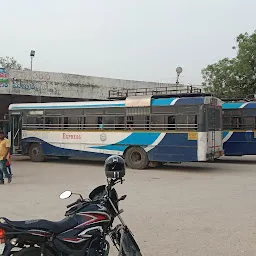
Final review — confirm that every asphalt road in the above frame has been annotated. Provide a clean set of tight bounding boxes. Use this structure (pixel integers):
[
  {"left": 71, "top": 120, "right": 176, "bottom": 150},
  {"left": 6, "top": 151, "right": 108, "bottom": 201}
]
[{"left": 1, "top": 156, "right": 256, "bottom": 256}]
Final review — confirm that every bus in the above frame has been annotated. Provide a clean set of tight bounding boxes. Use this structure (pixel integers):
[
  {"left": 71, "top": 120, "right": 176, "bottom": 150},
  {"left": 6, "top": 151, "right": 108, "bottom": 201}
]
[
  {"left": 8, "top": 95, "right": 223, "bottom": 169},
  {"left": 222, "top": 102, "right": 256, "bottom": 156}
]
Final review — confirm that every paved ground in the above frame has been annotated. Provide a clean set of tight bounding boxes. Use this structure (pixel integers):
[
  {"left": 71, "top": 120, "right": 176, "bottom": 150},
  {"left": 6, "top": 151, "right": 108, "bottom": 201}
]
[{"left": 1, "top": 156, "right": 256, "bottom": 255}]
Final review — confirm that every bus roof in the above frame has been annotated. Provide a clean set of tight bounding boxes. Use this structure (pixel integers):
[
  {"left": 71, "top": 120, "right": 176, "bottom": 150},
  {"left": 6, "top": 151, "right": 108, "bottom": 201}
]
[
  {"left": 9, "top": 96, "right": 220, "bottom": 111},
  {"left": 222, "top": 102, "right": 256, "bottom": 109}
]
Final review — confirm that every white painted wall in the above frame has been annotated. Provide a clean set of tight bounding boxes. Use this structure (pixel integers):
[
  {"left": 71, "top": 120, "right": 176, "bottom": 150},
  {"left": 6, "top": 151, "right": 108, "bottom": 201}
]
[{"left": 0, "top": 69, "right": 186, "bottom": 100}]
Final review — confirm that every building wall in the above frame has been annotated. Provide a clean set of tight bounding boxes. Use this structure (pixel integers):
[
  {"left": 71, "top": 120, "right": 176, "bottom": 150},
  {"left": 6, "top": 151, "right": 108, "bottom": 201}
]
[{"left": 0, "top": 69, "right": 180, "bottom": 100}]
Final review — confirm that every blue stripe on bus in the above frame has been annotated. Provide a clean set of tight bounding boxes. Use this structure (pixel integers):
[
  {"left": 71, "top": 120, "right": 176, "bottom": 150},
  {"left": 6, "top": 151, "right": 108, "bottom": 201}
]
[
  {"left": 222, "top": 103, "right": 244, "bottom": 109},
  {"left": 90, "top": 132, "right": 161, "bottom": 150},
  {"left": 147, "top": 133, "right": 198, "bottom": 162},
  {"left": 151, "top": 97, "right": 205, "bottom": 106},
  {"left": 22, "top": 132, "right": 199, "bottom": 162},
  {"left": 223, "top": 131, "right": 256, "bottom": 156},
  {"left": 223, "top": 102, "right": 256, "bottom": 109},
  {"left": 244, "top": 103, "right": 256, "bottom": 108},
  {"left": 151, "top": 98, "right": 176, "bottom": 106},
  {"left": 22, "top": 137, "right": 111, "bottom": 159},
  {"left": 222, "top": 131, "right": 229, "bottom": 139}
]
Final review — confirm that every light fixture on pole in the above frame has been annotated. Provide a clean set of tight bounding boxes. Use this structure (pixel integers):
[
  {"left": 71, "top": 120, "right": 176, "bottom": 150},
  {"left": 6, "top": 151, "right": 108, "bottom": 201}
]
[
  {"left": 175, "top": 66, "right": 183, "bottom": 93},
  {"left": 30, "top": 50, "right": 35, "bottom": 71}
]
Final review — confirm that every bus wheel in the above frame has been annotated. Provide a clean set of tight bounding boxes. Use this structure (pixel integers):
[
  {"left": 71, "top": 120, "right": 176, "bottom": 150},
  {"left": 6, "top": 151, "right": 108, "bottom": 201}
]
[
  {"left": 125, "top": 147, "right": 149, "bottom": 169},
  {"left": 29, "top": 143, "right": 45, "bottom": 162}
]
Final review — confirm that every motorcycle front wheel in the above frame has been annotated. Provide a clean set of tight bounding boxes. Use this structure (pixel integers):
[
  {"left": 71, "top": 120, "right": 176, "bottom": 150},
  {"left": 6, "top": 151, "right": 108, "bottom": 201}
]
[{"left": 14, "top": 247, "right": 55, "bottom": 256}]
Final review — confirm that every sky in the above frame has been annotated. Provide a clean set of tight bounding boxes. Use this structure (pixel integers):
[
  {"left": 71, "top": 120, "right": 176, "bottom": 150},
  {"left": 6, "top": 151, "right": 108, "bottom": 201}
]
[{"left": 1, "top": 0, "right": 255, "bottom": 85}]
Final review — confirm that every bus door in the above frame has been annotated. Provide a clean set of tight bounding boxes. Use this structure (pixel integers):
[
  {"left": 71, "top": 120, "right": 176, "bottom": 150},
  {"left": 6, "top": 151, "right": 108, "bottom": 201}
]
[
  {"left": 10, "top": 113, "right": 22, "bottom": 155},
  {"left": 205, "top": 104, "right": 217, "bottom": 159}
]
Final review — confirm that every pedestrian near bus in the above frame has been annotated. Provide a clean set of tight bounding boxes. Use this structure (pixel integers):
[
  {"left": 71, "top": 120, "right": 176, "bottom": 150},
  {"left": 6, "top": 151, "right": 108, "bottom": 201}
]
[
  {"left": 6, "top": 153, "right": 12, "bottom": 177},
  {"left": 0, "top": 130, "right": 12, "bottom": 184}
]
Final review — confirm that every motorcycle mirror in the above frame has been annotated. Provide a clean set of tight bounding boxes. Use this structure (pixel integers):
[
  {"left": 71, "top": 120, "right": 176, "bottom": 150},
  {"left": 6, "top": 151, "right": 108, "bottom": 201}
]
[
  {"left": 60, "top": 190, "right": 72, "bottom": 199},
  {"left": 118, "top": 195, "right": 127, "bottom": 202}
]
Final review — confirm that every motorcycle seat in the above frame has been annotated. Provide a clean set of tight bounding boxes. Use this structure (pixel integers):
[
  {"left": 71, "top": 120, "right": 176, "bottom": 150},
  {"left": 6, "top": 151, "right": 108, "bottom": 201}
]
[{"left": 4, "top": 217, "right": 78, "bottom": 234}]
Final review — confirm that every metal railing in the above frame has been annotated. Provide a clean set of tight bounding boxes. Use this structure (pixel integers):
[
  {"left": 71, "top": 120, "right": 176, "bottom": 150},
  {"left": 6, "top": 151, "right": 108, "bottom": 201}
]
[
  {"left": 108, "top": 86, "right": 203, "bottom": 99},
  {"left": 223, "top": 124, "right": 256, "bottom": 130},
  {"left": 22, "top": 123, "right": 198, "bottom": 131}
]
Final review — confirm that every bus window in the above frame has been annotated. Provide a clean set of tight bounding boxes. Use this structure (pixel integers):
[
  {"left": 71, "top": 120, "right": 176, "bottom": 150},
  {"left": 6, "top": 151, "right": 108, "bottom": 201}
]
[
  {"left": 151, "top": 115, "right": 165, "bottom": 130},
  {"left": 223, "top": 116, "right": 231, "bottom": 130},
  {"left": 231, "top": 117, "right": 242, "bottom": 129},
  {"left": 115, "top": 116, "right": 125, "bottom": 130},
  {"left": 98, "top": 117, "right": 103, "bottom": 129},
  {"left": 132, "top": 116, "right": 149, "bottom": 130},
  {"left": 244, "top": 117, "right": 255, "bottom": 130},
  {"left": 37, "top": 117, "right": 44, "bottom": 129},
  {"left": 104, "top": 116, "right": 115, "bottom": 130},
  {"left": 175, "top": 115, "right": 193, "bottom": 130},
  {"left": 187, "top": 115, "right": 197, "bottom": 130},
  {"left": 26, "top": 116, "right": 43, "bottom": 129},
  {"left": 167, "top": 116, "right": 175, "bottom": 130},
  {"left": 127, "top": 116, "right": 134, "bottom": 130},
  {"left": 45, "top": 116, "right": 61, "bottom": 129},
  {"left": 63, "top": 117, "right": 69, "bottom": 129},
  {"left": 63, "top": 116, "right": 78, "bottom": 129},
  {"left": 78, "top": 117, "right": 86, "bottom": 130},
  {"left": 84, "top": 116, "right": 98, "bottom": 129},
  {"left": 146, "top": 116, "right": 150, "bottom": 130}
]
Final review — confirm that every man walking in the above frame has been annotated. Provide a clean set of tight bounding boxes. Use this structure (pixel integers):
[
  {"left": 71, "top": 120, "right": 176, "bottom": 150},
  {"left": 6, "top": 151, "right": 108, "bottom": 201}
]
[{"left": 0, "top": 130, "right": 11, "bottom": 184}]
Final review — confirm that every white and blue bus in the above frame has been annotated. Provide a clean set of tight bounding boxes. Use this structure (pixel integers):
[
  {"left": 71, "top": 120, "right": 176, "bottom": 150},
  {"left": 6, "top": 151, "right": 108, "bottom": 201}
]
[
  {"left": 222, "top": 102, "right": 256, "bottom": 156},
  {"left": 9, "top": 95, "right": 223, "bottom": 169}
]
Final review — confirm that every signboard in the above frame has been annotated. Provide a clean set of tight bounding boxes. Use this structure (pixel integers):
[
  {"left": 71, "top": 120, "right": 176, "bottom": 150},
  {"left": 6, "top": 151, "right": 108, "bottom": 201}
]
[{"left": 0, "top": 68, "right": 8, "bottom": 88}]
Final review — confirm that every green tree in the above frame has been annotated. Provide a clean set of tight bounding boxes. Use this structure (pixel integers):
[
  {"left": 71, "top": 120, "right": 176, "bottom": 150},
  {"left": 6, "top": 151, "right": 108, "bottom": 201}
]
[
  {"left": 202, "top": 31, "right": 256, "bottom": 99},
  {"left": 0, "top": 56, "right": 22, "bottom": 70}
]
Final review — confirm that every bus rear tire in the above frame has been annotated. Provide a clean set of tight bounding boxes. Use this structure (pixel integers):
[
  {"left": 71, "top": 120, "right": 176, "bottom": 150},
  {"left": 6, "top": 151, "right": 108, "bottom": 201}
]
[
  {"left": 125, "top": 147, "right": 149, "bottom": 169},
  {"left": 29, "top": 143, "right": 45, "bottom": 162}
]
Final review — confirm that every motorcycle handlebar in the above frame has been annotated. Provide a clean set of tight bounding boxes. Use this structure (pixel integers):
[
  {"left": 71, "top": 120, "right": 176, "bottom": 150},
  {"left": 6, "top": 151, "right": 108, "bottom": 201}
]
[{"left": 67, "top": 199, "right": 80, "bottom": 208}]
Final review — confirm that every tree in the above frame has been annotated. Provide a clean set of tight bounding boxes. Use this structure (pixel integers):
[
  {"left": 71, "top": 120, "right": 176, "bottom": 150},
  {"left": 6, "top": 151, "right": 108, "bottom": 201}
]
[
  {"left": 0, "top": 56, "right": 22, "bottom": 70},
  {"left": 202, "top": 31, "right": 256, "bottom": 99}
]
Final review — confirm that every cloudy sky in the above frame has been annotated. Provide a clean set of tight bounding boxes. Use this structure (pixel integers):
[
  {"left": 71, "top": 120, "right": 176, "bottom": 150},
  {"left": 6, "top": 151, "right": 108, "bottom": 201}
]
[{"left": 1, "top": 0, "right": 255, "bottom": 85}]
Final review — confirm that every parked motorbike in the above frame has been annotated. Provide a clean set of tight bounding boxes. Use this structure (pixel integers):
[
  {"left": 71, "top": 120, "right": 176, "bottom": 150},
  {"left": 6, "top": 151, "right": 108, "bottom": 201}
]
[{"left": 0, "top": 155, "right": 142, "bottom": 255}]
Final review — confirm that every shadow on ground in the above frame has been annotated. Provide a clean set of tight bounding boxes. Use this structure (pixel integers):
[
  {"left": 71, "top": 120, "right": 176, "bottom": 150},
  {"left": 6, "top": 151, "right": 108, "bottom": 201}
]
[
  {"left": 214, "top": 158, "right": 256, "bottom": 165},
  {"left": 12, "top": 156, "right": 256, "bottom": 174}
]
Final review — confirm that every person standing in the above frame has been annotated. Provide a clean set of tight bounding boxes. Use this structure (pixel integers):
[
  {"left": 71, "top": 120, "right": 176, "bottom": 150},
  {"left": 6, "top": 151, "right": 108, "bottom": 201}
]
[
  {"left": 6, "top": 153, "right": 12, "bottom": 177},
  {"left": 0, "top": 130, "right": 12, "bottom": 184}
]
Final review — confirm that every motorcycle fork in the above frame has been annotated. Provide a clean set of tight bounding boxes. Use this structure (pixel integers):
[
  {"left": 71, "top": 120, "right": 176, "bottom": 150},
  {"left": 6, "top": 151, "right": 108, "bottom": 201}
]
[
  {"left": 117, "top": 228, "right": 125, "bottom": 256},
  {"left": 3, "top": 242, "right": 13, "bottom": 256},
  {"left": 40, "top": 244, "right": 45, "bottom": 256}
]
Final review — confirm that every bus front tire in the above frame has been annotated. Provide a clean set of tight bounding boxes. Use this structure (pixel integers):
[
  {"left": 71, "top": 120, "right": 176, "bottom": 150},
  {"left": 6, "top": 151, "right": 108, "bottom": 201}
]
[
  {"left": 125, "top": 147, "right": 149, "bottom": 169},
  {"left": 29, "top": 143, "right": 45, "bottom": 162}
]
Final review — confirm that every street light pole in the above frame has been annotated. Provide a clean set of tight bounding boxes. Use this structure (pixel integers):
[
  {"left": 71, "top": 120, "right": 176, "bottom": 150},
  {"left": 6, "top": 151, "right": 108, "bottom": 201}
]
[
  {"left": 30, "top": 50, "right": 35, "bottom": 71},
  {"left": 30, "top": 56, "right": 33, "bottom": 71},
  {"left": 30, "top": 50, "right": 40, "bottom": 103}
]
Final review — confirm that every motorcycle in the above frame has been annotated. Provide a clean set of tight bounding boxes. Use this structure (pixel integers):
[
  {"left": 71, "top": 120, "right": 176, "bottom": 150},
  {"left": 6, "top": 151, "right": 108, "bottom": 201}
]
[{"left": 0, "top": 170, "right": 142, "bottom": 255}]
